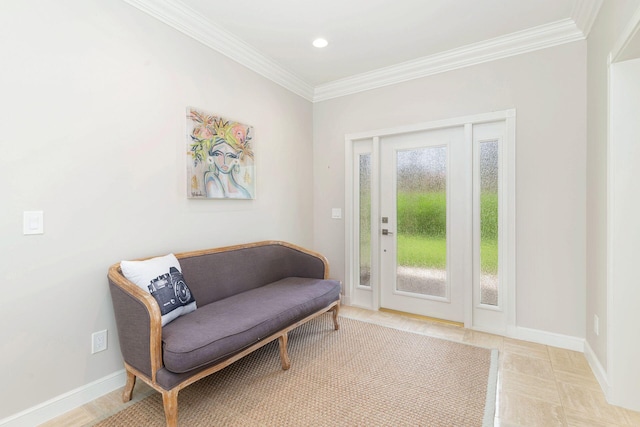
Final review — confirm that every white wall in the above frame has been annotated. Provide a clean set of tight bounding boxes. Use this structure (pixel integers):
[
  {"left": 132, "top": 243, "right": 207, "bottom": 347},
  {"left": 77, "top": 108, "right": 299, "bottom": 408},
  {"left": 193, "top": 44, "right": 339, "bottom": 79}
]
[
  {"left": 609, "top": 57, "right": 640, "bottom": 410},
  {"left": 585, "top": 0, "right": 640, "bottom": 384},
  {"left": 313, "top": 42, "right": 587, "bottom": 339},
  {"left": 0, "top": 0, "right": 313, "bottom": 420}
]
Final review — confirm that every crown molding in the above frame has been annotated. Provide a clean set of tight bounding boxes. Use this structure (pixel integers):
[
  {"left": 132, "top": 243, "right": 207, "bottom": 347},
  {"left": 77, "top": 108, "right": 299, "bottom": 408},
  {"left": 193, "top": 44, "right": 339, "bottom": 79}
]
[
  {"left": 571, "top": 0, "right": 604, "bottom": 38},
  {"left": 122, "top": 0, "right": 594, "bottom": 103},
  {"left": 121, "top": 0, "right": 315, "bottom": 101},
  {"left": 611, "top": 3, "right": 640, "bottom": 62},
  {"left": 313, "top": 19, "right": 584, "bottom": 102}
]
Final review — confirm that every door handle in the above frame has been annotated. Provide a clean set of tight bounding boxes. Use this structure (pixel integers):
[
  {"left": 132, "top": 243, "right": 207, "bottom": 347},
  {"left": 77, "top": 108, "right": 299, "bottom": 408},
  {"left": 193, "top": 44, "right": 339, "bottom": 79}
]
[{"left": 382, "top": 229, "right": 394, "bottom": 235}]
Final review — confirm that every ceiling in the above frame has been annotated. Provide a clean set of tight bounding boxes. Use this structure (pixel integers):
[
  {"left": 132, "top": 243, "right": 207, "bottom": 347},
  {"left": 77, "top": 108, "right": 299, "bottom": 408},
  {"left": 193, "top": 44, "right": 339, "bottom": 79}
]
[{"left": 123, "top": 0, "right": 603, "bottom": 101}]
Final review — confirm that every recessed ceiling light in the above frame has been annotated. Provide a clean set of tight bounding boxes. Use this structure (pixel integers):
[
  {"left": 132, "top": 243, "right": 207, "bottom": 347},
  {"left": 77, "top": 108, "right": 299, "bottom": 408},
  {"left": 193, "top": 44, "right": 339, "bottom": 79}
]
[{"left": 312, "top": 38, "right": 328, "bottom": 48}]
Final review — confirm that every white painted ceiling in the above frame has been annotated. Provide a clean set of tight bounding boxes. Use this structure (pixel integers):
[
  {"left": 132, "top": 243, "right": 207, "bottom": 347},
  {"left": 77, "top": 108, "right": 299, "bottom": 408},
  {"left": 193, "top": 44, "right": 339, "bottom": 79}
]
[{"left": 125, "top": 0, "right": 603, "bottom": 100}]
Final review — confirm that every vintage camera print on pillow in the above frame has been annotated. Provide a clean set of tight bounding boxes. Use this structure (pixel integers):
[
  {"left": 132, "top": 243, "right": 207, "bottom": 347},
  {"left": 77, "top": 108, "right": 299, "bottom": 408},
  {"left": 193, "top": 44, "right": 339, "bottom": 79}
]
[
  {"left": 148, "top": 267, "right": 195, "bottom": 316},
  {"left": 120, "top": 254, "right": 197, "bottom": 326}
]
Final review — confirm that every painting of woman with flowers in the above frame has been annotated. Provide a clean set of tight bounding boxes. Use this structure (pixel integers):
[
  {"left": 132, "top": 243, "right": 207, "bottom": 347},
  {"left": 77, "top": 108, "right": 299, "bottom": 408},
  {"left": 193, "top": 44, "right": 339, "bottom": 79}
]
[{"left": 186, "top": 107, "right": 255, "bottom": 199}]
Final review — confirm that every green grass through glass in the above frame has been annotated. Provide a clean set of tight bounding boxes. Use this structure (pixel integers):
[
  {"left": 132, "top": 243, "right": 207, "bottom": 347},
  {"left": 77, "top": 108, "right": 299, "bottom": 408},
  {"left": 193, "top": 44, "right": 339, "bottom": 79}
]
[
  {"left": 395, "top": 235, "right": 498, "bottom": 274},
  {"left": 358, "top": 191, "right": 499, "bottom": 274},
  {"left": 396, "top": 191, "right": 498, "bottom": 274}
]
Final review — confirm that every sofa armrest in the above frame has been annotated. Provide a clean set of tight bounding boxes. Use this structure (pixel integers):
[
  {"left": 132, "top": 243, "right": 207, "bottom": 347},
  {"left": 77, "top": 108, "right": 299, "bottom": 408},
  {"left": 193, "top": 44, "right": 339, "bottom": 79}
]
[{"left": 108, "top": 263, "right": 163, "bottom": 383}]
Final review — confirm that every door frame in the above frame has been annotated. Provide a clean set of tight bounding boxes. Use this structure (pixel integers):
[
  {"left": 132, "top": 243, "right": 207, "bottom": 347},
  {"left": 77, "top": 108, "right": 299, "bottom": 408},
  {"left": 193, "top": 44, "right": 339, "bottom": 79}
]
[{"left": 344, "top": 109, "right": 516, "bottom": 332}]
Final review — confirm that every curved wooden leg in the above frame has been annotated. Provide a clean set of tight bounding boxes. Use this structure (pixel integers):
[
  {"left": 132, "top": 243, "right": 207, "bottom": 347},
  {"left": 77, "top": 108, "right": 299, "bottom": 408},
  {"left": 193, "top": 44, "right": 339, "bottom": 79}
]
[
  {"left": 122, "top": 369, "right": 136, "bottom": 402},
  {"left": 162, "top": 389, "right": 179, "bottom": 427},
  {"left": 332, "top": 302, "right": 340, "bottom": 330},
  {"left": 278, "top": 333, "right": 291, "bottom": 370}
]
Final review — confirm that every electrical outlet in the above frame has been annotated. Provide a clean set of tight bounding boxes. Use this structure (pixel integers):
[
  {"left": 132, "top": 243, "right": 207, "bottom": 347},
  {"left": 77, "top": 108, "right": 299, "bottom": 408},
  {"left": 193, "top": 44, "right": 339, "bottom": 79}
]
[
  {"left": 594, "top": 315, "right": 599, "bottom": 336},
  {"left": 92, "top": 330, "right": 108, "bottom": 354}
]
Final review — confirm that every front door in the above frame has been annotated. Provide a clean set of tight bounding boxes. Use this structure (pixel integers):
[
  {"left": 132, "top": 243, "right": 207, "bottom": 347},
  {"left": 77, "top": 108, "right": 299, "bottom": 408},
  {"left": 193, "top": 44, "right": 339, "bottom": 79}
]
[{"left": 379, "top": 126, "right": 470, "bottom": 323}]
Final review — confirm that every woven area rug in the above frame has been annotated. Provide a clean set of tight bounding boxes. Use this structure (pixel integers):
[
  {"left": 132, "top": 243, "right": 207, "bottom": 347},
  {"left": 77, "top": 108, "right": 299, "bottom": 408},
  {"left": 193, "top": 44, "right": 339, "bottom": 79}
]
[{"left": 94, "top": 315, "right": 498, "bottom": 426}]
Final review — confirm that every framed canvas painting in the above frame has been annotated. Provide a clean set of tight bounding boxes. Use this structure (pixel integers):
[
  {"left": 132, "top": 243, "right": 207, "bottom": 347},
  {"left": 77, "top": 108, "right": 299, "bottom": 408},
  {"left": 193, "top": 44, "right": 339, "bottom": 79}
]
[{"left": 186, "top": 107, "right": 255, "bottom": 199}]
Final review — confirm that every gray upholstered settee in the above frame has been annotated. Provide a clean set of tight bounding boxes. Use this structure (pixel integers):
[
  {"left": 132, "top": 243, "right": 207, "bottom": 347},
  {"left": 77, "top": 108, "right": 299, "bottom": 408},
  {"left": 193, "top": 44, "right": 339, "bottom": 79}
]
[{"left": 108, "top": 241, "right": 341, "bottom": 427}]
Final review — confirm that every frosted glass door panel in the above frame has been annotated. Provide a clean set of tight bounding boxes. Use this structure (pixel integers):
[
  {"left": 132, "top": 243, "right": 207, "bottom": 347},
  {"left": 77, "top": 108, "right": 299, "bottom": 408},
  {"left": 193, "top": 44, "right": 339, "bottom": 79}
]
[
  {"left": 479, "top": 141, "right": 498, "bottom": 306},
  {"left": 359, "top": 153, "right": 371, "bottom": 287},
  {"left": 396, "top": 146, "right": 447, "bottom": 297}
]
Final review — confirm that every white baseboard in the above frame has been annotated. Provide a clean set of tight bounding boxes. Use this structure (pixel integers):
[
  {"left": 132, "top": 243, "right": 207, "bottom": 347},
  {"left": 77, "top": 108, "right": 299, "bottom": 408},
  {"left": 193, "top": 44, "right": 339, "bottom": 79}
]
[
  {"left": 0, "top": 369, "right": 126, "bottom": 427},
  {"left": 344, "top": 301, "right": 586, "bottom": 352},
  {"left": 507, "top": 325, "right": 585, "bottom": 352},
  {"left": 584, "top": 340, "right": 610, "bottom": 398}
]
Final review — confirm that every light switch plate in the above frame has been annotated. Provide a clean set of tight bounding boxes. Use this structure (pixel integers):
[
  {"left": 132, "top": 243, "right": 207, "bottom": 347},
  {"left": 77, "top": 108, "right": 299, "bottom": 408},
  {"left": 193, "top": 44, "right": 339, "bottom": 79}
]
[
  {"left": 331, "top": 208, "right": 342, "bottom": 219},
  {"left": 23, "top": 211, "right": 44, "bottom": 235}
]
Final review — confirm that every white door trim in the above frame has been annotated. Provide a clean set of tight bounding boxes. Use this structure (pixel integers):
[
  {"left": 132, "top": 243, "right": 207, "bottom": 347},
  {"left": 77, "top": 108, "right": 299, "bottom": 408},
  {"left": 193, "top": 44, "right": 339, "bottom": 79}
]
[{"left": 344, "top": 109, "right": 516, "bottom": 331}]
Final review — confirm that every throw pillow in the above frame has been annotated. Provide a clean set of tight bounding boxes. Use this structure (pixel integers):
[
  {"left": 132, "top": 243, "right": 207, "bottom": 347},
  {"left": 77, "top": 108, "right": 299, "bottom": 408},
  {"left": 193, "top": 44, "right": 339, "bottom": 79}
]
[{"left": 120, "top": 253, "right": 197, "bottom": 326}]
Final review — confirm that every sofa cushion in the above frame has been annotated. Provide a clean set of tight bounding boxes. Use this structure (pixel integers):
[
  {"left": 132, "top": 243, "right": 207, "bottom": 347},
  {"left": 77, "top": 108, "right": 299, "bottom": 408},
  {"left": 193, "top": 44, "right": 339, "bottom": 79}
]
[
  {"left": 120, "top": 254, "right": 197, "bottom": 326},
  {"left": 161, "top": 277, "right": 340, "bottom": 373}
]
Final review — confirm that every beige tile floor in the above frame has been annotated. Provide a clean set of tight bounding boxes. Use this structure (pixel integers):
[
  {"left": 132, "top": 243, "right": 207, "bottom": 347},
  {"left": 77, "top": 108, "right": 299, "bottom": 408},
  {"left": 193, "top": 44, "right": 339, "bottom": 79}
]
[{"left": 41, "top": 305, "right": 640, "bottom": 427}]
